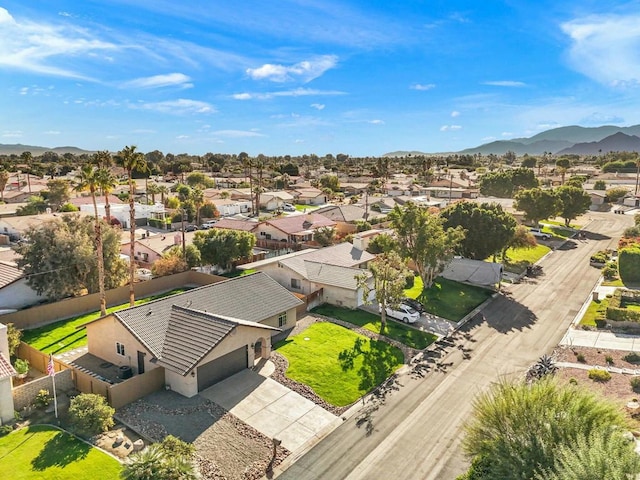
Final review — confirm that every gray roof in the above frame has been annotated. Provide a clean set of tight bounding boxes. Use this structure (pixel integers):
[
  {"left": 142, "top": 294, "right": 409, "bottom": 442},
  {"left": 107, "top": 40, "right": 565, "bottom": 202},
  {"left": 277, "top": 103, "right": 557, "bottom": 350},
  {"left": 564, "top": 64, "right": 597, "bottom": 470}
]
[
  {"left": 280, "top": 242, "right": 374, "bottom": 278},
  {"left": 304, "top": 261, "right": 370, "bottom": 290},
  {"left": 314, "top": 205, "right": 368, "bottom": 223},
  {"left": 0, "top": 262, "right": 23, "bottom": 289},
  {"left": 114, "top": 272, "right": 302, "bottom": 358}
]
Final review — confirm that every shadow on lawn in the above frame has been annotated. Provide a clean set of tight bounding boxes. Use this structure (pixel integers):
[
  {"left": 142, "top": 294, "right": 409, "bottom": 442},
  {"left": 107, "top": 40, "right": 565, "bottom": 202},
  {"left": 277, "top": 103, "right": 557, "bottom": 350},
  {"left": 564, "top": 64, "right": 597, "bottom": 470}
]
[
  {"left": 31, "top": 430, "right": 90, "bottom": 471},
  {"left": 338, "top": 338, "right": 403, "bottom": 394}
]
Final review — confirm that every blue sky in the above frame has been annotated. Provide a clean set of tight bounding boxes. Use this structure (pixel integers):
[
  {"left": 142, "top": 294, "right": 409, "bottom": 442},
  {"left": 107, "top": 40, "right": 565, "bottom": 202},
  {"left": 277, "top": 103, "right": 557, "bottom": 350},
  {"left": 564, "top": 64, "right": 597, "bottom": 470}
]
[{"left": 2, "top": 1, "right": 640, "bottom": 157}]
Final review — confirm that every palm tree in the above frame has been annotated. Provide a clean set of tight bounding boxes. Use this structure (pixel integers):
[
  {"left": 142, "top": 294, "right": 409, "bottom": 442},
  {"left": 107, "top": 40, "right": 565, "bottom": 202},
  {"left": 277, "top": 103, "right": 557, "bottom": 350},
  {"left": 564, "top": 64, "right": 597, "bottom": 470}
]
[
  {"left": 116, "top": 145, "right": 147, "bottom": 306},
  {"left": 20, "top": 151, "right": 32, "bottom": 193},
  {"left": 0, "top": 169, "right": 9, "bottom": 202},
  {"left": 96, "top": 168, "right": 117, "bottom": 225},
  {"left": 190, "top": 187, "right": 204, "bottom": 225},
  {"left": 147, "top": 182, "right": 160, "bottom": 204},
  {"left": 75, "top": 164, "right": 107, "bottom": 316},
  {"left": 158, "top": 185, "right": 169, "bottom": 205}
]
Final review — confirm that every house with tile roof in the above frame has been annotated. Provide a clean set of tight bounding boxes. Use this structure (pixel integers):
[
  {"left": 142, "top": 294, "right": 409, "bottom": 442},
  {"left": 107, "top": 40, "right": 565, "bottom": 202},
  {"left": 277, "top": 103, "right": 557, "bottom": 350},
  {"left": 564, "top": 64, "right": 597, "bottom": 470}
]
[
  {"left": 83, "top": 272, "right": 302, "bottom": 397},
  {"left": 0, "top": 261, "right": 45, "bottom": 311},
  {"left": 238, "top": 242, "right": 374, "bottom": 309},
  {"left": 312, "top": 204, "right": 386, "bottom": 235},
  {"left": 0, "top": 323, "right": 16, "bottom": 425},
  {"left": 254, "top": 213, "right": 336, "bottom": 246}
]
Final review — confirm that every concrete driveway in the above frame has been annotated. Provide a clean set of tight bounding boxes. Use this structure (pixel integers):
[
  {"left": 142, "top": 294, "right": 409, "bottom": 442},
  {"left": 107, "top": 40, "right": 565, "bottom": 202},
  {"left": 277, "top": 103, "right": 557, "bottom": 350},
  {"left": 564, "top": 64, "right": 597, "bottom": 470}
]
[{"left": 200, "top": 368, "right": 340, "bottom": 453}]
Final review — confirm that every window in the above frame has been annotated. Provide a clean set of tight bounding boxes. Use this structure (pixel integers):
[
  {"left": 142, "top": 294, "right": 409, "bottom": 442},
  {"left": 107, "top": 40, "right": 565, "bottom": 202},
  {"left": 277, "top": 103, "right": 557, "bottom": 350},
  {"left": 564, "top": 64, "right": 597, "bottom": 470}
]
[
  {"left": 278, "top": 312, "right": 287, "bottom": 327},
  {"left": 291, "top": 278, "right": 300, "bottom": 289},
  {"left": 116, "top": 342, "right": 125, "bottom": 356}
]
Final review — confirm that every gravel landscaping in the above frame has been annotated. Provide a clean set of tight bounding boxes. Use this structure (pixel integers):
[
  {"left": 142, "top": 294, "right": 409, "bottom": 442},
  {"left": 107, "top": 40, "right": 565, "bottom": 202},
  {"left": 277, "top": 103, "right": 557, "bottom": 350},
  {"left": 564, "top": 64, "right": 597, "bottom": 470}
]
[{"left": 116, "top": 391, "right": 289, "bottom": 480}]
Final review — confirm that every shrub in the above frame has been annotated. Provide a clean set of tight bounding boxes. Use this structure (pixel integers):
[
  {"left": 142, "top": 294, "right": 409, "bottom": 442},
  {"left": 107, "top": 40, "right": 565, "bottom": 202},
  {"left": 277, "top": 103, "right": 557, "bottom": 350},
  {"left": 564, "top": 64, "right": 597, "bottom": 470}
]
[
  {"left": 624, "top": 352, "right": 640, "bottom": 364},
  {"left": 590, "top": 251, "right": 608, "bottom": 264},
  {"left": 605, "top": 355, "right": 614, "bottom": 365},
  {"left": 34, "top": 389, "right": 51, "bottom": 409},
  {"left": 0, "top": 425, "right": 12, "bottom": 437},
  {"left": 405, "top": 273, "right": 415, "bottom": 289},
  {"left": 631, "top": 377, "right": 640, "bottom": 393},
  {"left": 569, "top": 378, "right": 578, "bottom": 385},
  {"left": 577, "top": 353, "right": 586, "bottom": 363},
  {"left": 602, "top": 262, "right": 618, "bottom": 280},
  {"left": 158, "top": 435, "right": 195, "bottom": 458},
  {"left": 13, "top": 359, "right": 29, "bottom": 376},
  {"left": 619, "top": 247, "right": 640, "bottom": 284},
  {"left": 68, "top": 393, "right": 115, "bottom": 435},
  {"left": 588, "top": 369, "right": 611, "bottom": 382}
]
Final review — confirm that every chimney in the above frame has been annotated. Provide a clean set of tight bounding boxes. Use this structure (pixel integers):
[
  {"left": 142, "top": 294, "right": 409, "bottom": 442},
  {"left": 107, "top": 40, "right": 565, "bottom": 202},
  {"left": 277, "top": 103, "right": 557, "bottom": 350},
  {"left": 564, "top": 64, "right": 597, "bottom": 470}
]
[{"left": 352, "top": 234, "right": 364, "bottom": 251}]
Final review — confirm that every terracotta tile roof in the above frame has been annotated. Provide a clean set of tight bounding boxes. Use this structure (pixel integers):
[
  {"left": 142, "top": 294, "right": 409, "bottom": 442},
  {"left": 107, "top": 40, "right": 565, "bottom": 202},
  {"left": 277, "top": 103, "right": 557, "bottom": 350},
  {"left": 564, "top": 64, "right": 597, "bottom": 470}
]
[
  {"left": 212, "top": 218, "right": 258, "bottom": 232},
  {"left": 264, "top": 213, "right": 335, "bottom": 235},
  {"left": 69, "top": 195, "right": 124, "bottom": 206}
]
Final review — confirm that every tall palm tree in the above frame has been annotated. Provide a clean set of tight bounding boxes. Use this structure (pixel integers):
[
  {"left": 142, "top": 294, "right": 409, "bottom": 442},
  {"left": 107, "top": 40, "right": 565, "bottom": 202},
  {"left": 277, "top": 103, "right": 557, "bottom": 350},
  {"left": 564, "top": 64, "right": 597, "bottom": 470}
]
[
  {"left": 75, "top": 164, "right": 107, "bottom": 316},
  {"left": 20, "top": 151, "right": 32, "bottom": 193},
  {"left": 96, "top": 168, "right": 117, "bottom": 224},
  {"left": 158, "top": 185, "right": 169, "bottom": 205},
  {"left": 116, "top": 145, "right": 147, "bottom": 306},
  {"left": 190, "top": 187, "right": 204, "bottom": 225},
  {"left": 146, "top": 182, "right": 160, "bottom": 204}
]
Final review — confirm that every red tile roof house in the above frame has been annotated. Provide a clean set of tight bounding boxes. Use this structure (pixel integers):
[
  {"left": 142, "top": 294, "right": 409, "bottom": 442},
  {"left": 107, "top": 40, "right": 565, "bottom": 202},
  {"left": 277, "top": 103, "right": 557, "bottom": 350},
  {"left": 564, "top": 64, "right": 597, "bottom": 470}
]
[
  {"left": 253, "top": 214, "right": 336, "bottom": 246},
  {"left": 82, "top": 272, "right": 302, "bottom": 398}
]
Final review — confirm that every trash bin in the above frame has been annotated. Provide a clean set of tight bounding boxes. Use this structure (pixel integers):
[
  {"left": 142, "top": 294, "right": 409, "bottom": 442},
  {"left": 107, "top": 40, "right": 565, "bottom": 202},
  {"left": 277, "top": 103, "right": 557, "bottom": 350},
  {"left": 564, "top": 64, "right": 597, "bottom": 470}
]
[{"left": 593, "top": 291, "right": 599, "bottom": 301}]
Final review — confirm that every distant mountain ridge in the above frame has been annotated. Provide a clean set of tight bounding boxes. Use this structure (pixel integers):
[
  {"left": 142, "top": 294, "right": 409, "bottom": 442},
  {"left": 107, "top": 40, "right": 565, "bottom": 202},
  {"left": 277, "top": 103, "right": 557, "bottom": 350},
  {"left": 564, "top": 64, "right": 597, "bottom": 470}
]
[
  {"left": 0, "top": 143, "right": 94, "bottom": 156},
  {"left": 384, "top": 124, "right": 640, "bottom": 157}
]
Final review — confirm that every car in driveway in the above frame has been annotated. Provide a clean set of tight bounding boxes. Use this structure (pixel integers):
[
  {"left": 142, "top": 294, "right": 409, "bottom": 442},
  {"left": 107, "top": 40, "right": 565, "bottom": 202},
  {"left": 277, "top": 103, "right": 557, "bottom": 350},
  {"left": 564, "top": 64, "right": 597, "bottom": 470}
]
[
  {"left": 402, "top": 297, "right": 425, "bottom": 314},
  {"left": 381, "top": 304, "right": 420, "bottom": 324},
  {"left": 529, "top": 227, "right": 551, "bottom": 240},
  {"left": 283, "top": 203, "right": 296, "bottom": 212}
]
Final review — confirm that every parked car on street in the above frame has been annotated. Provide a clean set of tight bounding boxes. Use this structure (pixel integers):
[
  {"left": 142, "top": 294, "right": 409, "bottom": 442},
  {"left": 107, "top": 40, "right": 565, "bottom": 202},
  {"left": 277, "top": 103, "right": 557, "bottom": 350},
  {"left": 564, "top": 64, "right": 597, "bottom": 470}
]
[
  {"left": 283, "top": 203, "right": 296, "bottom": 212},
  {"left": 184, "top": 224, "right": 199, "bottom": 232},
  {"left": 380, "top": 304, "right": 420, "bottom": 324}
]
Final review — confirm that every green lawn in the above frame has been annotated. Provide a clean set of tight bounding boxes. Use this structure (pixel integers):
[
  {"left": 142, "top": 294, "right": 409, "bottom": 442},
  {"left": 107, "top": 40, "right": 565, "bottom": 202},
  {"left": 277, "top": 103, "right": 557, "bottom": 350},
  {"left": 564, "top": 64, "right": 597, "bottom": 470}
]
[
  {"left": 499, "top": 244, "right": 552, "bottom": 273},
  {"left": 312, "top": 305, "right": 437, "bottom": 349},
  {"left": 0, "top": 425, "right": 121, "bottom": 480},
  {"left": 275, "top": 322, "right": 404, "bottom": 406},
  {"left": 294, "top": 204, "right": 320, "bottom": 212},
  {"left": 406, "top": 276, "right": 493, "bottom": 322},
  {"left": 580, "top": 298, "right": 610, "bottom": 327},
  {"left": 22, "top": 289, "right": 187, "bottom": 354}
]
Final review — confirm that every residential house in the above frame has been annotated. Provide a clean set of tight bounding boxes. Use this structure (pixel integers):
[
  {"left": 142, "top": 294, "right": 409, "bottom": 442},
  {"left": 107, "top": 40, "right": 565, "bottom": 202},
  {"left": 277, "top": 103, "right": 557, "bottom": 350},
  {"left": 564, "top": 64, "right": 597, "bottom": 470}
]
[
  {"left": 69, "top": 194, "right": 124, "bottom": 209},
  {"left": 212, "top": 218, "right": 259, "bottom": 234},
  {"left": 259, "top": 191, "right": 294, "bottom": 211},
  {"left": 0, "top": 323, "right": 16, "bottom": 425},
  {"left": 238, "top": 242, "right": 375, "bottom": 309},
  {"left": 254, "top": 214, "right": 336, "bottom": 247},
  {"left": 440, "top": 258, "right": 502, "bottom": 289},
  {"left": 312, "top": 204, "right": 385, "bottom": 235},
  {"left": 0, "top": 262, "right": 45, "bottom": 311},
  {"left": 83, "top": 272, "right": 302, "bottom": 398},
  {"left": 340, "top": 182, "right": 370, "bottom": 197},
  {"left": 586, "top": 190, "right": 607, "bottom": 210},
  {"left": 290, "top": 187, "right": 327, "bottom": 206},
  {"left": 79, "top": 202, "right": 168, "bottom": 228},
  {"left": 120, "top": 231, "right": 199, "bottom": 269},
  {"left": 0, "top": 212, "right": 91, "bottom": 241}
]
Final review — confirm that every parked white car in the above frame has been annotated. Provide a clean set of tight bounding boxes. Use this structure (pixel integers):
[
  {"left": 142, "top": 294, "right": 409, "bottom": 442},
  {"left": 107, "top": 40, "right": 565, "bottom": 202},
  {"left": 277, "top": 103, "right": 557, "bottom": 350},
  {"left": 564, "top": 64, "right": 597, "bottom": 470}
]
[
  {"left": 381, "top": 304, "right": 420, "bottom": 324},
  {"left": 529, "top": 228, "right": 551, "bottom": 240}
]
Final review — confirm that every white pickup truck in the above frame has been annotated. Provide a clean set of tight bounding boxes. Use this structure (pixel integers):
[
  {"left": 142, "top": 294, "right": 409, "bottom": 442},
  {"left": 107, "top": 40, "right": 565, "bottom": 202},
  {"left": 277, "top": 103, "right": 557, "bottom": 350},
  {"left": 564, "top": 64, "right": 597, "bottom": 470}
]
[{"left": 529, "top": 227, "right": 551, "bottom": 240}]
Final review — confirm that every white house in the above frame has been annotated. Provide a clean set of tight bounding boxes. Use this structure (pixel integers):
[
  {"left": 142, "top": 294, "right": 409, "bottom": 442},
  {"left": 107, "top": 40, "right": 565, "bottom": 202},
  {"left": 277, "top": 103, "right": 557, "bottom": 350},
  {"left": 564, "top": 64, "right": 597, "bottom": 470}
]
[
  {"left": 0, "top": 262, "right": 45, "bottom": 311},
  {"left": 0, "top": 323, "right": 16, "bottom": 425},
  {"left": 79, "top": 202, "right": 168, "bottom": 228}
]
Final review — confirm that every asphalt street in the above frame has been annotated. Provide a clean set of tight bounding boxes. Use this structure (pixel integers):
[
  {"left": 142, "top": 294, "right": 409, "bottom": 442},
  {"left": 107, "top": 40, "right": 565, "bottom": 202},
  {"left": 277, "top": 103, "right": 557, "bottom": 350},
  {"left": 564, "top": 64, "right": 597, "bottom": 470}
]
[{"left": 277, "top": 212, "right": 634, "bottom": 480}]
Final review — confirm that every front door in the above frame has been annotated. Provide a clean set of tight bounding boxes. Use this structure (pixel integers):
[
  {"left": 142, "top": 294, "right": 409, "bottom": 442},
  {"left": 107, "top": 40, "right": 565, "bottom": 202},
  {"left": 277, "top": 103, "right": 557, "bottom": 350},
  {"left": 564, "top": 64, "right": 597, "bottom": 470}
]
[{"left": 137, "top": 351, "right": 145, "bottom": 375}]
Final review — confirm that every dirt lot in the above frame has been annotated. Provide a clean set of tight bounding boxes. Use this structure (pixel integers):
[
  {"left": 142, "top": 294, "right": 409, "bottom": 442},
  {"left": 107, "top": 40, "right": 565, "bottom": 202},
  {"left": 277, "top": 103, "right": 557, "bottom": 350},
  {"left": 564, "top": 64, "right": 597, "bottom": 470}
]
[
  {"left": 553, "top": 345, "right": 640, "bottom": 429},
  {"left": 116, "top": 391, "right": 289, "bottom": 480}
]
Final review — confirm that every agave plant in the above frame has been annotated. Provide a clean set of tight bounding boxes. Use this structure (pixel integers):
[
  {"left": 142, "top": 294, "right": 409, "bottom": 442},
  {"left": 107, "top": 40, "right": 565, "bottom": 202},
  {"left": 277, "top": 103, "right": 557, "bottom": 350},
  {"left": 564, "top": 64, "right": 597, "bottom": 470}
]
[{"left": 526, "top": 354, "right": 558, "bottom": 382}]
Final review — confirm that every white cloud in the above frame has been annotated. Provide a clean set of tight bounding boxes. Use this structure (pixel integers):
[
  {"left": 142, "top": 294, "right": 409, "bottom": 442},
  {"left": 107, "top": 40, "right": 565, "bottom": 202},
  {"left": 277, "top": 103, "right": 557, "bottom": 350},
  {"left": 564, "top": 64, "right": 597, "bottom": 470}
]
[
  {"left": 133, "top": 99, "right": 215, "bottom": 114},
  {"left": 368, "top": 119, "right": 385, "bottom": 125},
  {"left": 232, "top": 88, "right": 345, "bottom": 100},
  {"left": 481, "top": 136, "right": 496, "bottom": 141},
  {"left": 502, "top": 132, "right": 513, "bottom": 137},
  {"left": 246, "top": 55, "right": 338, "bottom": 83},
  {"left": 451, "top": 110, "right": 460, "bottom": 117},
  {"left": 2, "top": 130, "right": 22, "bottom": 138},
  {"left": 411, "top": 83, "right": 436, "bottom": 91},
  {"left": 311, "top": 103, "right": 325, "bottom": 110},
  {"left": 44, "top": 130, "right": 61, "bottom": 135},
  {"left": 211, "top": 130, "right": 266, "bottom": 138},
  {"left": 562, "top": 14, "right": 640, "bottom": 86},
  {"left": 176, "top": 135, "right": 189, "bottom": 139},
  {"left": 0, "top": 7, "right": 117, "bottom": 79},
  {"left": 482, "top": 80, "right": 526, "bottom": 87},
  {"left": 440, "top": 125, "right": 462, "bottom": 131},
  {"left": 123, "top": 73, "right": 193, "bottom": 89},
  {"left": 294, "top": 139, "right": 305, "bottom": 143}
]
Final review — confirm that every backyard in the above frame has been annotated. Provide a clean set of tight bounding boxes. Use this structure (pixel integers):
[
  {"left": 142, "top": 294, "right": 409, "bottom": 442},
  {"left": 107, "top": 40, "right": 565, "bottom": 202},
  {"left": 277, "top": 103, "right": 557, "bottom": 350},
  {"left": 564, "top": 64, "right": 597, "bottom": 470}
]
[
  {"left": 0, "top": 425, "right": 122, "bottom": 480},
  {"left": 22, "top": 289, "right": 187, "bottom": 354},
  {"left": 275, "top": 322, "right": 404, "bottom": 406},
  {"left": 312, "top": 305, "right": 437, "bottom": 349},
  {"left": 405, "top": 277, "right": 493, "bottom": 322}
]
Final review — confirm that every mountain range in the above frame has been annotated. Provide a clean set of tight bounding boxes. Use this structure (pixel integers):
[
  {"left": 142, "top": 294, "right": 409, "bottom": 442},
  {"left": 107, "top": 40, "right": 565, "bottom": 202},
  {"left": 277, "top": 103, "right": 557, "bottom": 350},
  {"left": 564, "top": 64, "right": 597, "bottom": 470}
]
[
  {"left": 3, "top": 124, "right": 640, "bottom": 158},
  {"left": 386, "top": 124, "right": 640, "bottom": 157}
]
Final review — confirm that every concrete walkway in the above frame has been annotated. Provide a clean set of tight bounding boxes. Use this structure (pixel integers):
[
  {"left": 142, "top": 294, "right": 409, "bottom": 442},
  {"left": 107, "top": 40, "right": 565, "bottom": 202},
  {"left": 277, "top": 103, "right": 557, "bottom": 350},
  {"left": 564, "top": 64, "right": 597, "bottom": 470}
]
[{"left": 199, "top": 367, "right": 340, "bottom": 453}]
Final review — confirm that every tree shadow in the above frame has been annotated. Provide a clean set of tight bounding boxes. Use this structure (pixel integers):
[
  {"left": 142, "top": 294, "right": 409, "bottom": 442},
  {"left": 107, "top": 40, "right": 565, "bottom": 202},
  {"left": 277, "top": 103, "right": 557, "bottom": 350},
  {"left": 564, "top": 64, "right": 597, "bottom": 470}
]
[
  {"left": 468, "top": 294, "right": 537, "bottom": 334},
  {"left": 339, "top": 338, "right": 404, "bottom": 393},
  {"left": 31, "top": 430, "right": 91, "bottom": 471}
]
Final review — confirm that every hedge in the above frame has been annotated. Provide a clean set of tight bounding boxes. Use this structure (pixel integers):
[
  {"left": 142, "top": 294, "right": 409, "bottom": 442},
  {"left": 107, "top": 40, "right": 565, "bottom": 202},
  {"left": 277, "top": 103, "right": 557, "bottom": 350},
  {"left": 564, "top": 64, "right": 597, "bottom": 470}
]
[
  {"left": 606, "top": 289, "right": 640, "bottom": 323},
  {"left": 619, "top": 246, "right": 640, "bottom": 284}
]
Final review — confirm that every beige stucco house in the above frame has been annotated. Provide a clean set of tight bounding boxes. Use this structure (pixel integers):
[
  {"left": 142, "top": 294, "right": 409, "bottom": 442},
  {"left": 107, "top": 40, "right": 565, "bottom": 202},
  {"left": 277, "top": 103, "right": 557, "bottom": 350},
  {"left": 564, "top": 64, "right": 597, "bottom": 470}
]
[
  {"left": 238, "top": 242, "right": 375, "bottom": 309},
  {"left": 84, "top": 273, "right": 302, "bottom": 398}
]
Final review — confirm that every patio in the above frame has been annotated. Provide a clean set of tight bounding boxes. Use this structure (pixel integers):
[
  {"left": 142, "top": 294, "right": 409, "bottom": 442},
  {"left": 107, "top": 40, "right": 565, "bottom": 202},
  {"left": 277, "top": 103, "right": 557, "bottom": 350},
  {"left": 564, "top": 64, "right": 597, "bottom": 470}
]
[{"left": 68, "top": 353, "right": 131, "bottom": 384}]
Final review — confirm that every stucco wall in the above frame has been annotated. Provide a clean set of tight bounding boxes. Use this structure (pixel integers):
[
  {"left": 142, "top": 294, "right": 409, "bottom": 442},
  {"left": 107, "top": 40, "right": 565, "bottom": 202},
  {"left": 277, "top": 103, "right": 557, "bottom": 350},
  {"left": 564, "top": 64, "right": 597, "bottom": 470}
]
[
  {"left": 12, "top": 369, "right": 74, "bottom": 411},
  {"left": 165, "top": 369, "right": 198, "bottom": 398},
  {"left": 87, "top": 316, "right": 157, "bottom": 373},
  {"left": 251, "top": 263, "right": 311, "bottom": 294},
  {"left": 0, "top": 378, "right": 13, "bottom": 425},
  {"left": 259, "top": 307, "right": 296, "bottom": 331},
  {"left": 256, "top": 223, "right": 287, "bottom": 242},
  {"left": 321, "top": 285, "right": 360, "bottom": 309}
]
